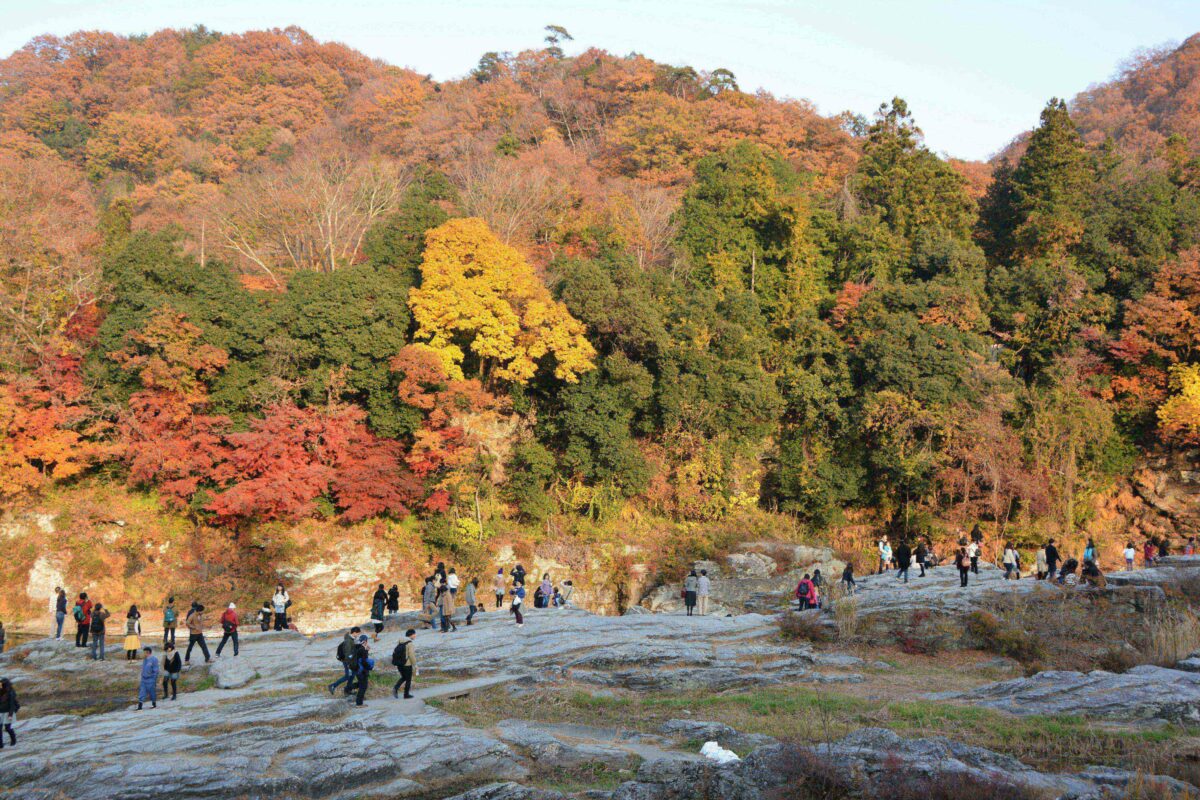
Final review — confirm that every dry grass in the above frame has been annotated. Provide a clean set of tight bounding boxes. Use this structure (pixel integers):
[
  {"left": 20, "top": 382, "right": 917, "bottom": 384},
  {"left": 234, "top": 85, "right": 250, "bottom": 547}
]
[{"left": 1145, "top": 603, "right": 1200, "bottom": 666}]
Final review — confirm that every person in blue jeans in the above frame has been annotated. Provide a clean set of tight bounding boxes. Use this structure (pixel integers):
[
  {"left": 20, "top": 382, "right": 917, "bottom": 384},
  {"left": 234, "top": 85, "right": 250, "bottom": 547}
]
[
  {"left": 137, "top": 647, "right": 159, "bottom": 710},
  {"left": 53, "top": 587, "right": 67, "bottom": 640},
  {"left": 328, "top": 627, "right": 362, "bottom": 695}
]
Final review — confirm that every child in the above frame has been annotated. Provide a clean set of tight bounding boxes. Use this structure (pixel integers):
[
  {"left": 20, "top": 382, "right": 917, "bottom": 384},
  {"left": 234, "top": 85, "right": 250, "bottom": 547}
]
[
  {"left": 124, "top": 605, "right": 142, "bottom": 660},
  {"left": 1123, "top": 542, "right": 1136, "bottom": 571}
]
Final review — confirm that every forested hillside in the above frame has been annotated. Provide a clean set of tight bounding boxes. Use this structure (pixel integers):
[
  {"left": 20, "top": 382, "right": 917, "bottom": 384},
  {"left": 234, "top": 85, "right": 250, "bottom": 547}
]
[{"left": 2, "top": 26, "right": 1200, "bottom": 615}]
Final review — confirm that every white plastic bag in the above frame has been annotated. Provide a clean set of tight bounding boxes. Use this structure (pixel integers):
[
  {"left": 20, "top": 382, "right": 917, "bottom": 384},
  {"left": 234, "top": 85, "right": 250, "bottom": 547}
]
[{"left": 700, "top": 741, "right": 740, "bottom": 764}]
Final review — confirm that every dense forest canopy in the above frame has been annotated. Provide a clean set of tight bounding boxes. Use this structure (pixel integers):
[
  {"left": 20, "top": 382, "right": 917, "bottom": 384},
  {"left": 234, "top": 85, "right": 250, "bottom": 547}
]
[{"left": 3, "top": 24, "right": 1200, "bottom": 555}]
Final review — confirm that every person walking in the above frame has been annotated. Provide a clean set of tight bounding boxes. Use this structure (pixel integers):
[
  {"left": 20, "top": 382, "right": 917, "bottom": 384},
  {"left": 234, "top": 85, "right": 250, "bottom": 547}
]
[
  {"left": 136, "top": 646, "right": 159, "bottom": 710},
  {"left": 161, "top": 644, "right": 181, "bottom": 701},
  {"left": 216, "top": 603, "right": 239, "bottom": 657},
  {"left": 392, "top": 629, "right": 417, "bottom": 699},
  {"left": 74, "top": 592, "right": 92, "bottom": 648},
  {"left": 1124, "top": 542, "right": 1137, "bottom": 571},
  {"left": 328, "top": 626, "right": 362, "bottom": 696},
  {"left": 184, "top": 603, "right": 211, "bottom": 664},
  {"left": 840, "top": 562, "right": 856, "bottom": 594},
  {"left": 895, "top": 541, "right": 912, "bottom": 583},
  {"left": 510, "top": 582, "right": 526, "bottom": 627},
  {"left": 493, "top": 569, "right": 506, "bottom": 609},
  {"left": 794, "top": 574, "right": 813, "bottom": 610},
  {"left": 1035, "top": 545, "right": 1048, "bottom": 580},
  {"left": 123, "top": 605, "right": 142, "bottom": 660},
  {"left": 162, "top": 597, "right": 178, "bottom": 648},
  {"left": 697, "top": 570, "right": 711, "bottom": 616},
  {"left": 89, "top": 603, "right": 110, "bottom": 660},
  {"left": 352, "top": 636, "right": 373, "bottom": 707},
  {"left": 1002, "top": 543, "right": 1018, "bottom": 579},
  {"left": 683, "top": 570, "right": 698, "bottom": 616},
  {"left": 1045, "top": 539, "right": 1061, "bottom": 581},
  {"left": 386, "top": 585, "right": 400, "bottom": 619},
  {"left": 437, "top": 583, "right": 458, "bottom": 632},
  {"left": 370, "top": 584, "right": 387, "bottom": 641},
  {"left": 259, "top": 601, "right": 272, "bottom": 631},
  {"left": 955, "top": 547, "right": 970, "bottom": 588},
  {"left": 272, "top": 585, "right": 290, "bottom": 631},
  {"left": 0, "top": 678, "right": 17, "bottom": 750},
  {"left": 421, "top": 577, "right": 437, "bottom": 629},
  {"left": 914, "top": 542, "right": 928, "bottom": 577},
  {"left": 53, "top": 587, "right": 67, "bottom": 640},
  {"left": 464, "top": 578, "right": 478, "bottom": 625}
]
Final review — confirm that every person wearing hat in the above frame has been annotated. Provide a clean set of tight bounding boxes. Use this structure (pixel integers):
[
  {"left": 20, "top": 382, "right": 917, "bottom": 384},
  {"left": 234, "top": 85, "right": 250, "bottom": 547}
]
[
  {"left": 352, "top": 635, "right": 374, "bottom": 706},
  {"left": 216, "top": 603, "right": 239, "bottom": 657},
  {"left": 137, "top": 646, "right": 160, "bottom": 710},
  {"left": 184, "top": 603, "right": 210, "bottom": 664}
]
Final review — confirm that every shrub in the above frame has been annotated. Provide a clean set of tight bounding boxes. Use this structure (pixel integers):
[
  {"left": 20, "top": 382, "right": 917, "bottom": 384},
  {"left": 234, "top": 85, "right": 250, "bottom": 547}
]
[
  {"left": 1144, "top": 602, "right": 1200, "bottom": 666},
  {"left": 780, "top": 611, "right": 833, "bottom": 642},
  {"left": 966, "top": 610, "right": 1045, "bottom": 667}
]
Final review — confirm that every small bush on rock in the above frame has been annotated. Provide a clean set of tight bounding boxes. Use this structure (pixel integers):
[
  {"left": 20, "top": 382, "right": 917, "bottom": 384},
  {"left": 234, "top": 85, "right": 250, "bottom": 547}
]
[
  {"left": 966, "top": 610, "right": 1045, "bottom": 668},
  {"left": 780, "top": 611, "right": 833, "bottom": 642}
]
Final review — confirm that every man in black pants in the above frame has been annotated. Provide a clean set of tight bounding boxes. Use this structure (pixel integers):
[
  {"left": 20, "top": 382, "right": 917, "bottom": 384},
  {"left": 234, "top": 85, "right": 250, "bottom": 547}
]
[
  {"left": 352, "top": 636, "right": 372, "bottom": 706},
  {"left": 956, "top": 547, "right": 970, "bottom": 588},
  {"left": 1045, "top": 539, "right": 1061, "bottom": 582},
  {"left": 392, "top": 629, "right": 417, "bottom": 699}
]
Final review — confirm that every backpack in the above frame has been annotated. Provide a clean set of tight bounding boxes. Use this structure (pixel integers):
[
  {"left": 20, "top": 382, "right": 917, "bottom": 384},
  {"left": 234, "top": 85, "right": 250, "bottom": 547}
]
[
  {"left": 391, "top": 641, "right": 408, "bottom": 667},
  {"left": 336, "top": 640, "right": 348, "bottom": 662},
  {"left": 72, "top": 604, "right": 83, "bottom": 622},
  {"left": 164, "top": 607, "right": 176, "bottom": 625}
]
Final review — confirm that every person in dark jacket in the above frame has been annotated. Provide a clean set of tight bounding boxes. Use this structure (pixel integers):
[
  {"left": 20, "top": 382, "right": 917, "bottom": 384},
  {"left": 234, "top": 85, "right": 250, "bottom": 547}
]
[
  {"left": 510, "top": 564, "right": 526, "bottom": 586},
  {"left": 840, "top": 563, "right": 856, "bottom": 594},
  {"left": 89, "top": 603, "right": 110, "bottom": 660},
  {"left": 386, "top": 585, "right": 400, "bottom": 618},
  {"left": 955, "top": 547, "right": 970, "bottom": 588},
  {"left": 0, "top": 678, "right": 17, "bottom": 749},
  {"left": 352, "top": 636, "right": 373, "bottom": 707},
  {"left": 895, "top": 542, "right": 912, "bottom": 583},
  {"left": 914, "top": 542, "right": 928, "bottom": 577},
  {"left": 161, "top": 644, "right": 182, "bottom": 701},
  {"left": 1044, "top": 539, "right": 1061, "bottom": 581},
  {"left": 370, "top": 585, "right": 387, "bottom": 640},
  {"left": 54, "top": 587, "right": 67, "bottom": 640},
  {"left": 259, "top": 601, "right": 272, "bottom": 632},
  {"left": 328, "top": 627, "right": 361, "bottom": 696},
  {"left": 75, "top": 592, "right": 92, "bottom": 647}
]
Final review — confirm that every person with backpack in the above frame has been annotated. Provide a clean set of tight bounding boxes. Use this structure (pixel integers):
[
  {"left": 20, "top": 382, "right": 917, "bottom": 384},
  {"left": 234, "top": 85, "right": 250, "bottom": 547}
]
[
  {"left": 259, "top": 601, "right": 272, "bottom": 632},
  {"left": 74, "top": 592, "right": 92, "bottom": 648},
  {"left": 392, "top": 629, "right": 417, "bottom": 699},
  {"left": 161, "top": 643, "right": 181, "bottom": 701},
  {"left": 162, "top": 597, "right": 178, "bottom": 648},
  {"left": 53, "top": 587, "right": 67, "bottom": 640},
  {"left": 895, "top": 541, "right": 912, "bottom": 583},
  {"left": 272, "top": 585, "right": 290, "bottom": 631},
  {"left": 352, "top": 636, "right": 373, "bottom": 707},
  {"left": 184, "top": 603, "right": 211, "bottom": 664},
  {"left": 123, "top": 605, "right": 142, "bottom": 660},
  {"left": 328, "top": 626, "right": 362, "bottom": 695},
  {"left": 464, "top": 578, "right": 478, "bottom": 625},
  {"left": 370, "top": 584, "right": 387, "bottom": 641},
  {"left": 794, "top": 574, "right": 814, "bottom": 610},
  {"left": 954, "top": 547, "right": 970, "bottom": 588},
  {"left": 89, "top": 603, "right": 110, "bottom": 660},
  {"left": 493, "top": 568, "right": 506, "bottom": 609},
  {"left": 683, "top": 570, "right": 698, "bottom": 616},
  {"left": 216, "top": 603, "right": 239, "bottom": 657},
  {"left": 1045, "top": 539, "right": 1061, "bottom": 581},
  {"left": 436, "top": 584, "right": 458, "bottom": 632},
  {"left": 0, "top": 678, "right": 17, "bottom": 750},
  {"left": 136, "top": 646, "right": 159, "bottom": 710},
  {"left": 510, "top": 583, "right": 526, "bottom": 627},
  {"left": 386, "top": 585, "right": 400, "bottom": 619}
]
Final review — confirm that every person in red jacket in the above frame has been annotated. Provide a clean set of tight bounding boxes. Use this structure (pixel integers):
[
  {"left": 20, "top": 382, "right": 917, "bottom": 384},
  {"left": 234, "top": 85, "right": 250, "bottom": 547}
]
[
  {"left": 794, "top": 575, "right": 814, "bottom": 610},
  {"left": 215, "top": 603, "right": 239, "bottom": 657},
  {"left": 75, "top": 593, "right": 93, "bottom": 648}
]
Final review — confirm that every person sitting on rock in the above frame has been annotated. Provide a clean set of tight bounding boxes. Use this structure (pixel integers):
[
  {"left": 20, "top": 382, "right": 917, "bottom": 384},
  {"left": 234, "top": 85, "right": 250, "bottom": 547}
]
[
  {"left": 1056, "top": 558, "right": 1080, "bottom": 587},
  {"left": 1080, "top": 559, "right": 1106, "bottom": 588}
]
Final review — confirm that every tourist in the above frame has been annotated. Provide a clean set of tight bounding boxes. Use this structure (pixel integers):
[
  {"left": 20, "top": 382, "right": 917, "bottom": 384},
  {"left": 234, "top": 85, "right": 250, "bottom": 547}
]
[
  {"left": 914, "top": 541, "right": 928, "bottom": 577},
  {"left": 89, "top": 602, "right": 110, "bottom": 660},
  {"left": 163, "top": 597, "right": 178, "bottom": 648},
  {"left": 1123, "top": 542, "right": 1137, "bottom": 571},
  {"left": 877, "top": 536, "right": 891, "bottom": 574},
  {"left": 464, "top": 578, "right": 478, "bottom": 625},
  {"left": 421, "top": 577, "right": 437, "bottom": 628},
  {"left": 370, "top": 584, "right": 387, "bottom": 641},
  {"left": 162, "top": 643, "right": 181, "bottom": 701},
  {"left": 436, "top": 583, "right": 458, "bottom": 632},
  {"left": 955, "top": 547, "right": 970, "bottom": 588},
  {"left": 1143, "top": 539, "right": 1156, "bottom": 568},
  {"left": 1057, "top": 558, "right": 1079, "bottom": 586},
  {"left": 328, "top": 626, "right": 361, "bottom": 696},
  {"left": 353, "top": 636, "right": 373, "bottom": 706},
  {"left": 683, "top": 570, "right": 698, "bottom": 616},
  {"left": 1081, "top": 559, "right": 1106, "bottom": 588},
  {"left": 493, "top": 568, "right": 506, "bottom": 609},
  {"left": 392, "top": 629, "right": 417, "bottom": 699},
  {"left": 447, "top": 568, "right": 460, "bottom": 597},
  {"left": 184, "top": 603, "right": 211, "bottom": 665},
  {"left": 53, "top": 587, "right": 67, "bottom": 640},
  {"left": 794, "top": 573, "right": 813, "bottom": 610},
  {"left": 1035, "top": 545, "right": 1048, "bottom": 580},
  {"left": 561, "top": 579, "right": 576, "bottom": 609},
  {"left": 1159, "top": 538, "right": 1171, "bottom": 559},
  {"left": 539, "top": 574, "right": 552, "bottom": 608},
  {"left": 258, "top": 601, "right": 272, "bottom": 632},
  {"left": 696, "top": 570, "right": 711, "bottom": 615},
  {"left": 0, "top": 620, "right": 5, "bottom": 653},
  {"left": 1045, "top": 539, "right": 1061, "bottom": 581},
  {"left": 136, "top": 646, "right": 159, "bottom": 710},
  {"left": 434, "top": 561, "right": 448, "bottom": 585},
  {"left": 123, "top": 605, "right": 142, "bottom": 660},
  {"left": 1186, "top": 538, "right": 1196, "bottom": 556},
  {"left": 510, "top": 563, "right": 526, "bottom": 586},
  {"left": 386, "top": 584, "right": 400, "bottom": 619},
  {"left": 1083, "top": 538, "right": 1097, "bottom": 563},
  {"left": 272, "top": 585, "right": 290, "bottom": 631},
  {"left": 511, "top": 582, "right": 526, "bottom": 626},
  {"left": 74, "top": 592, "right": 92, "bottom": 648},
  {"left": 895, "top": 541, "right": 912, "bottom": 583},
  {"left": 1002, "top": 543, "right": 1019, "bottom": 579},
  {"left": 552, "top": 586, "right": 565, "bottom": 607},
  {"left": 966, "top": 539, "right": 980, "bottom": 575},
  {"left": 216, "top": 603, "right": 239, "bottom": 657},
  {"left": 0, "top": 678, "right": 17, "bottom": 750},
  {"left": 841, "top": 562, "right": 856, "bottom": 594}
]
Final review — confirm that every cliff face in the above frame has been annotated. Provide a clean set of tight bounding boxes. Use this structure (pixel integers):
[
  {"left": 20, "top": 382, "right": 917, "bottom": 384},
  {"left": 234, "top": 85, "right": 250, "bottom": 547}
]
[{"left": 1126, "top": 449, "right": 1200, "bottom": 541}]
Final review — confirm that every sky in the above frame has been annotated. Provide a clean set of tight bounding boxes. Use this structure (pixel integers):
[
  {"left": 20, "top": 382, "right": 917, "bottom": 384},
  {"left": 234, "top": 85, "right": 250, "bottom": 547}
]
[{"left": 1, "top": 0, "right": 1198, "bottom": 160}]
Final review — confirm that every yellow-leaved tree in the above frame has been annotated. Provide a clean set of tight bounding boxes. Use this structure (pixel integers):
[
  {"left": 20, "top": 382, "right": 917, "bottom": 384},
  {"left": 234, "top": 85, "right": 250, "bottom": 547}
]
[
  {"left": 1158, "top": 363, "right": 1200, "bottom": 444},
  {"left": 408, "top": 217, "right": 596, "bottom": 384}
]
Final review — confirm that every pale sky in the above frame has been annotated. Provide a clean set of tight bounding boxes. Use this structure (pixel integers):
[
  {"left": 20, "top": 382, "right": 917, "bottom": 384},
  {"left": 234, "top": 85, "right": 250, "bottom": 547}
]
[{"left": 1, "top": 0, "right": 1197, "bottom": 160}]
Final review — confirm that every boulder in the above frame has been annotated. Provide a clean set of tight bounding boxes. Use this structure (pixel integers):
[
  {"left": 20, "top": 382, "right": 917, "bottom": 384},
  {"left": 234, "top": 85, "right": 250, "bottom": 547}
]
[
  {"left": 443, "top": 784, "right": 568, "bottom": 800},
  {"left": 210, "top": 655, "right": 258, "bottom": 689},
  {"left": 495, "top": 719, "right": 638, "bottom": 769},
  {"left": 659, "top": 720, "right": 776, "bottom": 751},
  {"left": 725, "top": 552, "right": 776, "bottom": 578}
]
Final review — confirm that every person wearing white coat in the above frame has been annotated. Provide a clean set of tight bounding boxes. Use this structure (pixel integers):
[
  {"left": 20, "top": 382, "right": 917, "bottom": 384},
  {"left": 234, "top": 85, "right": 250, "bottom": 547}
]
[{"left": 272, "top": 586, "right": 290, "bottom": 631}]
